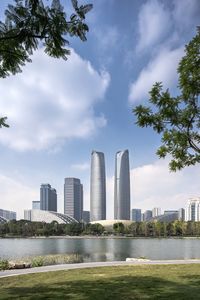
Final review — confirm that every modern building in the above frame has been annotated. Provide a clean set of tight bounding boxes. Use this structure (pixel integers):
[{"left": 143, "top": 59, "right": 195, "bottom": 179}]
[
  {"left": 0, "top": 209, "right": 16, "bottom": 221},
  {"left": 114, "top": 149, "right": 130, "bottom": 220},
  {"left": 164, "top": 210, "right": 178, "bottom": 215},
  {"left": 90, "top": 150, "right": 106, "bottom": 221},
  {"left": 32, "top": 201, "right": 40, "bottom": 210},
  {"left": 185, "top": 198, "right": 200, "bottom": 221},
  {"left": 82, "top": 211, "right": 90, "bottom": 223},
  {"left": 152, "top": 212, "right": 178, "bottom": 222},
  {"left": 131, "top": 209, "right": 142, "bottom": 222},
  {"left": 152, "top": 207, "right": 161, "bottom": 218},
  {"left": 178, "top": 208, "right": 185, "bottom": 221},
  {"left": 143, "top": 210, "right": 152, "bottom": 221},
  {"left": 24, "top": 209, "right": 78, "bottom": 224},
  {"left": 40, "top": 184, "right": 57, "bottom": 212},
  {"left": 64, "top": 178, "right": 83, "bottom": 222}
]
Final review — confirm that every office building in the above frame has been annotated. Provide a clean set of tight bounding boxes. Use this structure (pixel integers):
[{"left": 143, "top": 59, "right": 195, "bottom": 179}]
[
  {"left": 185, "top": 198, "right": 200, "bottom": 221},
  {"left": 178, "top": 208, "right": 185, "bottom": 221},
  {"left": 82, "top": 211, "right": 90, "bottom": 223},
  {"left": 64, "top": 178, "right": 83, "bottom": 222},
  {"left": 143, "top": 210, "right": 152, "bottom": 221},
  {"left": 164, "top": 210, "right": 178, "bottom": 215},
  {"left": 0, "top": 209, "right": 16, "bottom": 221},
  {"left": 32, "top": 201, "right": 40, "bottom": 210},
  {"left": 90, "top": 151, "right": 106, "bottom": 221},
  {"left": 40, "top": 184, "right": 57, "bottom": 212},
  {"left": 114, "top": 149, "right": 130, "bottom": 220},
  {"left": 152, "top": 207, "right": 161, "bottom": 218},
  {"left": 131, "top": 209, "right": 142, "bottom": 222}
]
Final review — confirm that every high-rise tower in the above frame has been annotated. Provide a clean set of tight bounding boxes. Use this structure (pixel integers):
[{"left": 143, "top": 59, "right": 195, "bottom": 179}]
[
  {"left": 114, "top": 149, "right": 130, "bottom": 220},
  {"left": 40, "top": 184, "right": 57, "bottom": 212},
  {"left": 90, "top": 150, "right": 106, "bottom": 221},
  {"left": 64, "top": 178, "right": 83, "bottom": 222}
]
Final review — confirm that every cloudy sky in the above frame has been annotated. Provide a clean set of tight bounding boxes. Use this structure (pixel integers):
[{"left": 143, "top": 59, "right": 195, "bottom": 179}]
[{"left": 0, "top": 0, "right": 199, "bottom": 219}]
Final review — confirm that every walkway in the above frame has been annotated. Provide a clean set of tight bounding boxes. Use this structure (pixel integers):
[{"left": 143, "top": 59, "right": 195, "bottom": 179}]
[{"left": 1, "top": 260, "right": 200, "bottom": 278}]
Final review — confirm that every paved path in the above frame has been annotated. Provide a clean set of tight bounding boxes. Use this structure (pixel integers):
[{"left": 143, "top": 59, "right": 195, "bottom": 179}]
[{"left": 1, "top": 260, "right": 200, "bottom": 278}]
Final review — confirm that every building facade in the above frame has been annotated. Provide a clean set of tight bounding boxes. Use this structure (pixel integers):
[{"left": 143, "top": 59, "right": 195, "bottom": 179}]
[
  {"left": 24, "top": 209, "right": 78, "bottom": 224},
  {"left": 143, "top": 210, "right": 152, "bottom": 221},
  {"left": 131, "top": 209, "right": 142, "bottom": 222},
  {"left": 90, "top": 151, "right": 106, "bottom": 221},
  {"left": 64, "top": 178, "right": 83, "bottom": 222},
  {"left": 32, "top": 201, "right": 40, "bottom": 210},
  {"left": 0, "top": 209, "right": 16, "bottom": 221},
  {"left": 185, "top": 198, "right": 200, "bottom": 221},
  {"left": 178, "top": 208, "right": 185, "bottom": 221},
  {"left": 114, "top": 149, "right": 130, "bottom": 220},
  {"left": 82, "top": 211, "right": 90, "bottom": 223},
  {"left": 40, "top": 184, "right": 57, "bottom": 212},
  {"left": 152, "top": 207, "right": 161, "bottom": 218}
]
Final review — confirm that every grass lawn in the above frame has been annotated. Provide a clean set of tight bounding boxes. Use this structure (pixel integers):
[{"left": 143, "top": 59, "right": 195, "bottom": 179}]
[{"left": 0, "top": 264, "right": 200, "bottom": 299}]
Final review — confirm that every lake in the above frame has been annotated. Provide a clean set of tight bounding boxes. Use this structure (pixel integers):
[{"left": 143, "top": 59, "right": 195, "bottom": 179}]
[{"left": 0, "top": 237, "right": 200, "bottom": 261}]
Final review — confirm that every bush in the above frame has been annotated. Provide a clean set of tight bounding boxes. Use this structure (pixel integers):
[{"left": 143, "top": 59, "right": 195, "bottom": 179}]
[
  {"left": 0, "top": 259, "right": 9, "bottom": 270},
  {"left": 31, "top": 256, "right": 44, "bottom": 267},
  {"left": 31, "top": 254, "right": 83, "bottom": 267}
]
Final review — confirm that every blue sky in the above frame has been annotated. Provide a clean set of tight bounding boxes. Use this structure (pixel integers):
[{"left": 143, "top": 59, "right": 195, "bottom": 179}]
[{"left": 0, "top": 0, "right": 199, "bottom": 219}]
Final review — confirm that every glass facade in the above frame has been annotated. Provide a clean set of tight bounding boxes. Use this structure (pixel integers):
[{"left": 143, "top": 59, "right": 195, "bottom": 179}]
[
  {"left": 64, "top": 178, "right": 83, "bottom": 222},
  {"left": 114, "top": 149, "right": 130, "bottom": 220},
  {"left": 90, "top": 151, "right": 106, "bottom": 221}
]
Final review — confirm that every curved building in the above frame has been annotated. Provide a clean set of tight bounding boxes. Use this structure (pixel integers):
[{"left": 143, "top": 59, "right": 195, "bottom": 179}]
[
  {"left": 90, "top": 150, "right": 106, "bottom": 221},
  {"left": 114, "top": 149, "right": 130, "bottom": 220},
  {"left": 24, "top": 209, "right": 78, "bottom": 224}
]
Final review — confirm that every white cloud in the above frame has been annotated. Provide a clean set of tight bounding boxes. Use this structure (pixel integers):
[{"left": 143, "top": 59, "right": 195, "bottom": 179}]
[
  {"left": 132, "top": 159, "right": 200, "bottom": 212},
  {"left": 0, "top": 48, "right": 110, "bottom": 151},
  {"left": 129, "top": 46, "right": 184, "bottom": 103},
  {"left": 136, "top": 0, "right": 171, "bottom": 52},
  {"left": 0, "top": 173, "right": 37, "bottom": 220},
  {"left": 71, "top": 162, "right": 90, "bottom": 171},
  {"left": 173, "top": 0, "right": 200, "bottom": 32}
]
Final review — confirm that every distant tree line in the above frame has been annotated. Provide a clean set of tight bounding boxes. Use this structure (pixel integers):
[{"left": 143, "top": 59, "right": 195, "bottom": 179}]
[
  {"left": 1, "top": 220, "right": 200, "bottom": 237},
  {"left": 0, "top": 220, "right": 105, "bottom": 237}
]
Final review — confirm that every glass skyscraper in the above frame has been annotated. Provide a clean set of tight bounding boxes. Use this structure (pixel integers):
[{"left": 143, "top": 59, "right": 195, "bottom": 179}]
[
  {"left": 40, "top": 184, "right": 57, "bottom": 212},
  {"left": 64, "top": 178, "right": 83, "bottom": 222},
  {"left": 90, "top": 150, "right": 106, "bottom": 221},
  {"left": 114, "top": 149, "right": 130, "bottom": 220}
]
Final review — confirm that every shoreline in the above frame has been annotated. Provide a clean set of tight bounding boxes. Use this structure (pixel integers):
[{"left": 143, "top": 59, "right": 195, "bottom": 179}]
[{"left": 1, "top": 235, "right": 200, "bottom": 239}]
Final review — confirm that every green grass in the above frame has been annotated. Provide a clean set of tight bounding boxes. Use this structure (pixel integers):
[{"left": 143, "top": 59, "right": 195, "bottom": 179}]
[{"left": 1, "top": 264, "right": 200, "bottom": 299}]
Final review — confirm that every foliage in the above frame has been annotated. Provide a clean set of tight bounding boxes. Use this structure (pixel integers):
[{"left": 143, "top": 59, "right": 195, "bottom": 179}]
[
  {"left": 113, "top": 222, "right": 125, "bottom": 234},
  {"left": 31, "top": 256, "right": 44, "bottom": 267},
  {"left": 133, "top": 31, "right": 200, "bottom": 171},
  {"left": 0, "top": 259, "right": 9, "bottom": 270},
  {"left": 0, "top": 0, "right": 92, "bottom": 128}
]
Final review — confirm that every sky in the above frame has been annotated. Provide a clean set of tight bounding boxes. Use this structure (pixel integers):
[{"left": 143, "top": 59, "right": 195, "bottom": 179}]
[{"left": 0, "top": 0, "right": 200, "bottom": 219}]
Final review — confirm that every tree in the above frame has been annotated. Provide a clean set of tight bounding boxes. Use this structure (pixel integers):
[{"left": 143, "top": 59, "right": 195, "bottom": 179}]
[
  {"left": 0, "top": 0, "right": 92, "bottom": 128},
  {"left": 133, "top": 30, "right": 200, "bottom": 171}
]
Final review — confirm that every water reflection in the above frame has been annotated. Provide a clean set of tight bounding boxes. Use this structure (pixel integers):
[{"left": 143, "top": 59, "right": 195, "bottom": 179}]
[{"left": 0, "top": 238, "right": 200, "bottom": 261}]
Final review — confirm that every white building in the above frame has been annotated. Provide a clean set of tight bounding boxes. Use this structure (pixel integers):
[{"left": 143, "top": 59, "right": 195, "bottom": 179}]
[
  {"left": 24, "top": 209, "right": 78, "bottom": 224},
  {"left": 152, "top": 207, "right": 161, "bottom": 218},
  {"left": 185, "top": 198, "right": 200, "bottom": 221}
]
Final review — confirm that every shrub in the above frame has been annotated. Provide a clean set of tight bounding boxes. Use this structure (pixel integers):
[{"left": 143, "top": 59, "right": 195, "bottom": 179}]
[
  {"left": 31, "top": 256, "right": 44, "bottom": 267},
  {"left": 0, "top": 259, "right": 9, "bottom": 270}
]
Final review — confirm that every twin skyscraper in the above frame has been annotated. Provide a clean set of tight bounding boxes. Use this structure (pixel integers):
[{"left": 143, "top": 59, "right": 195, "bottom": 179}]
[{"left": 90, "top": 150, "right": 130, "bottom": 222}]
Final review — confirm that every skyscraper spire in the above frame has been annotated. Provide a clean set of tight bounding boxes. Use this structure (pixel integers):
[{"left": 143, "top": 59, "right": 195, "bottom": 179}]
[
  {"left": 90, "top": 150, "right": 106, "bottom": 221},
  {"left": 114, "top": 149, "right": 130, "bottom": 220}
]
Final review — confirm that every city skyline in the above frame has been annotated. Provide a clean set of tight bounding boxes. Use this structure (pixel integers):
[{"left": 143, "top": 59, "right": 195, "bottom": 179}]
[{"left": 0, "top": 0, "right": 199, "bottom": 219}]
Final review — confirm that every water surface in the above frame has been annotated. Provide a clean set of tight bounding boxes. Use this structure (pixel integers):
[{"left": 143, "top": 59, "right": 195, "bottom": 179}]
[{"left": 0, "top": 237, "right": 200, "bottom": 261}]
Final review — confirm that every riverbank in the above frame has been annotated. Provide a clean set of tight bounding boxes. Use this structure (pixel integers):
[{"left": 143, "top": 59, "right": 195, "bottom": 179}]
[
  {"left": 1, "top": 263, "right": 200, "bottom": 299},
  {"left": 1, "top": 235, "right": 200, "bottom": 239}
]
